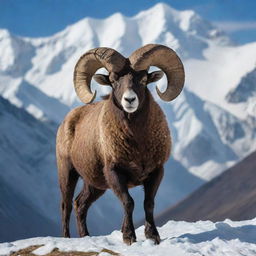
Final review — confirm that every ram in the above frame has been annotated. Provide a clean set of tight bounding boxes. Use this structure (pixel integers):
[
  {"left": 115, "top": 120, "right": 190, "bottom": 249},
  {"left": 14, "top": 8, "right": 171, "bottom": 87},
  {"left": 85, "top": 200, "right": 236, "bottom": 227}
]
[{"left": 56, "top": 44, "right": 184, "bottom": 245}]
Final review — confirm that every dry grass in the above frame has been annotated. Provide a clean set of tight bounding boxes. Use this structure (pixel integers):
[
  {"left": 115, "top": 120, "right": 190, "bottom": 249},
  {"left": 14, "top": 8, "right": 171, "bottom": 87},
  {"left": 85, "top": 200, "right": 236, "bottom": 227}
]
[{"left": 10, "top": 245, "right": 120, "bottom": 256}]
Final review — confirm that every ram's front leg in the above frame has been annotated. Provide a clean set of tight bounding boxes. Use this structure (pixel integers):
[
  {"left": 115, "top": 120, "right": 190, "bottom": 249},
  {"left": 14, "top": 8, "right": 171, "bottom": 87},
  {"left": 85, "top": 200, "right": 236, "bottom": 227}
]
[
  {"left": 104, "top": 163, "right": 136, "bottom": 245},
  {"left": 143, "top": 166, "right": 163, "bottom": 244}
]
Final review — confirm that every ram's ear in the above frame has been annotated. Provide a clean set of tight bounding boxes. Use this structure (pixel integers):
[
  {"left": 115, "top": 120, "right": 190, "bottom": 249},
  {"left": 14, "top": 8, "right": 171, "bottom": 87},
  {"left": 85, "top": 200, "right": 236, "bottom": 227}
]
[
  {"left": 148, "top": 71, "right": 164, "bottom": 84},
  {"left": 93, "top": 74, "right": 111, "bottom": 86}
]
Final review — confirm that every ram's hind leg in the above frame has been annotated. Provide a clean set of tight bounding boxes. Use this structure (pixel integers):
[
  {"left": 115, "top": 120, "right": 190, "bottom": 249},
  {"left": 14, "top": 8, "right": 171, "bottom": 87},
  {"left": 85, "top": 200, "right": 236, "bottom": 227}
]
[
  {"left": 57, "top": 157, "right": 79, "bottom": 238},
  {"left": 74, "top": 183, "right": 105, "bottom": 237}
]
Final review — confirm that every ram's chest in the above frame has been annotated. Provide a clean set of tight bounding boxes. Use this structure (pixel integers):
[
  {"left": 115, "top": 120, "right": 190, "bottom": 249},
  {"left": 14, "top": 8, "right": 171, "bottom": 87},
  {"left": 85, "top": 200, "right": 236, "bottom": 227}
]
[{"left": 100, "top": 119, "right": 171, "bottom": 176}]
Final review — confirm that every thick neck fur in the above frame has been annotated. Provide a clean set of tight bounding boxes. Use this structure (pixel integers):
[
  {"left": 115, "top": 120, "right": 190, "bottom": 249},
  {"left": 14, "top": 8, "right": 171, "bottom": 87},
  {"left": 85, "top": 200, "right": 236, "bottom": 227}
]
[
  {"left": 101, "top": 88, "right": 170, "bottom": 170},
  {"left": 106, "top": 89, "right": 152, "bottom": 136}
]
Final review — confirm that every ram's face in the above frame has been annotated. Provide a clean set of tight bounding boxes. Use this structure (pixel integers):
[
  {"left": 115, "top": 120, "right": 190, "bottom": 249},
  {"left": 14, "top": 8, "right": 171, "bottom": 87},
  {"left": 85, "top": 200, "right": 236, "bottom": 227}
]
[
  {"left": 94, "top": 70, "right": 163, "bottom": 113},
  {"left": 112, "top": 71, "right": 147, "bottom": 113}
]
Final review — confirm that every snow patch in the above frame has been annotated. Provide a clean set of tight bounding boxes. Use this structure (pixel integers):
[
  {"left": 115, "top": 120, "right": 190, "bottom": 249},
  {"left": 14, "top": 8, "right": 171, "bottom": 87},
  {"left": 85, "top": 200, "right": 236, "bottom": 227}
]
[{"left": 2, "top": 219, "right": 256, "bottom": 256}]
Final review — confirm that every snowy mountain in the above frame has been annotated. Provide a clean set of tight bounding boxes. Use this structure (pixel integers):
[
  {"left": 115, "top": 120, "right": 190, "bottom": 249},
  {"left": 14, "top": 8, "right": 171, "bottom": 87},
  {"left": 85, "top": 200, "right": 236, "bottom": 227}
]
[
  {"left": 2, "top": 218, "right": 256, "bottom": 256},
  {"left": 226, "top": 68, "right": 256, "bottom": 104},
  {"left": 0, "top": 2, "right": 256, "bottom": 241},
  {"left": 226, "top": 67, "right": 256, "bottom": 117},
  {"left": 162, "top": 89, "right": 256, "bottom": 180},
  {"left": 185, "top": 41, "right": 256, "bottom": 119},
  {"left": 0, "top": 2, "right": 230, "bottom": 118}
]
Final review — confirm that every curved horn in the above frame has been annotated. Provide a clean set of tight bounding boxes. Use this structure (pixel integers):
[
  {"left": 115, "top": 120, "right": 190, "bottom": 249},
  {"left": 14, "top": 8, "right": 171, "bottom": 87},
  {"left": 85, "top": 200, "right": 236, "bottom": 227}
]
[
  {"left": 129, "top": 44, "right": 185, "bottom": 101},
  {"left": 74, "top": 47, "right": 127, "bottom": 104}
]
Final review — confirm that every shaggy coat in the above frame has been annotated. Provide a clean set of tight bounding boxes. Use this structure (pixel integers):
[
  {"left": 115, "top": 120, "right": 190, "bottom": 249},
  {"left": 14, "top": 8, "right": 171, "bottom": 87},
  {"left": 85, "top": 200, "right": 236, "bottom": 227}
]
[{"left": 57, "top": 90, "right": 170, "bottom": 190}]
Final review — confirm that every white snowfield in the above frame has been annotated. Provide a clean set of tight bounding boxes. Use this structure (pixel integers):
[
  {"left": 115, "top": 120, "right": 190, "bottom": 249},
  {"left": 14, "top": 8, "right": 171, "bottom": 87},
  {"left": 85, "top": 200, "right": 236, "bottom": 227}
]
[{"left": 1, "top": 219, "right": 256, "bottom": 256}]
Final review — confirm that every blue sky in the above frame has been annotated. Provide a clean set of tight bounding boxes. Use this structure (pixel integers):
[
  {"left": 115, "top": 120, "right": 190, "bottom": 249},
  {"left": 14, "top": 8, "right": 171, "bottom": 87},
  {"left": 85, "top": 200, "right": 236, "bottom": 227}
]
[{"left": 0, "top": 0, "right": 256, "bottom": 43}]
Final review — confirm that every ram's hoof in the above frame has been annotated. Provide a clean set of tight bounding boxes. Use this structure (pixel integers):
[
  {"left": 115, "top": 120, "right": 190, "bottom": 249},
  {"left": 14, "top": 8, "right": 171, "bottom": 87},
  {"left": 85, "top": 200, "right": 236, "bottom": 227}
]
[
  {"left": 123, "top": 234, "right": 136, "bottom": 245},
  {"left": 145, "top": 225, "right": 161, "bottom": 244},
  {"left": 146, "top": 233, "right": 161, "bottom": 245}
]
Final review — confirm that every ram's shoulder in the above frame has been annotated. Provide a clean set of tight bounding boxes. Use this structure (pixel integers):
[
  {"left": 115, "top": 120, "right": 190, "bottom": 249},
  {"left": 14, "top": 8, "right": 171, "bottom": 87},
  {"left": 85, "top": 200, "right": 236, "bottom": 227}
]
[{"left": 58, "top": 102, "right": 104, "bottom": 141}]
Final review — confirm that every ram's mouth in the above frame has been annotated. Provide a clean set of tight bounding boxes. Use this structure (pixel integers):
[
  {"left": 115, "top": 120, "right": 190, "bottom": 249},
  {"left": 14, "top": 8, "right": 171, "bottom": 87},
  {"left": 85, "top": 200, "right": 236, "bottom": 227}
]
[{"left": 124, "top": 106, "right": 137, "bottom": 113}]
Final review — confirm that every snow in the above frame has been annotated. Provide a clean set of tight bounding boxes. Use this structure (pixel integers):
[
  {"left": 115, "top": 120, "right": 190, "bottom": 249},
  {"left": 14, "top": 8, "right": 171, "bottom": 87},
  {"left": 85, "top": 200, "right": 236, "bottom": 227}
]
[
  {"left": 185, "top": 42, "right": 256, "bottom": 119},
  {"left": 2, "top": 219, "right": 256, "bottom": 256},
  {"left": 247, "top": 98, "right": 256, "bottom": 116}
]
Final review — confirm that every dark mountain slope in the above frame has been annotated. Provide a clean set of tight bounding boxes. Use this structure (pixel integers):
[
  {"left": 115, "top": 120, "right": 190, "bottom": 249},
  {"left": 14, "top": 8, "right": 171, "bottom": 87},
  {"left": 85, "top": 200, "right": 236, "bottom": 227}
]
[
  {"left": 0, "top": 96, "right": 59, "bottom": 242},
  {"left": 0, "top": 176, "right": 59, "bottom": 242},
  {"left": 156, "top": 151, "right": 256, "bottom": 226}
]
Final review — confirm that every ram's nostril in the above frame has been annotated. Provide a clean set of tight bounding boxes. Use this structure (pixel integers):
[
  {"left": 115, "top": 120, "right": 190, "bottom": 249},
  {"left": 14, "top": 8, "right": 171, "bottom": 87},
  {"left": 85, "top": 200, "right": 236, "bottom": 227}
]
[{"left": 124, "top": 97, "right": 136, "bottom": 104}]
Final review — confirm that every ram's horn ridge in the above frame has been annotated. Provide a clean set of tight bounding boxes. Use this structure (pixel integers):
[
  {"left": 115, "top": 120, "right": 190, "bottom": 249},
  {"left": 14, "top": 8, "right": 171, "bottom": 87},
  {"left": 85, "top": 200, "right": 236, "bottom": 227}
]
[
  {"left": 129, "top": 44, "right": 185, "bottom": 101},
  {"left": 74, "top": 47, "right": 127, "bottom": 103}
]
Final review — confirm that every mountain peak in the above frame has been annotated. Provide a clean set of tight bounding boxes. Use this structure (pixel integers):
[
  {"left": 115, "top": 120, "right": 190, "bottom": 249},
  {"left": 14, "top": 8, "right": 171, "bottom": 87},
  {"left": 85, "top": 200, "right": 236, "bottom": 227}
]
[
  {"left": 135, "top": 2, "right": 181, "bottom": 23},
  {"left": 151, "top": 2, "right": 179, "bottom": 14},
  {"left": 0, "top": 28, "right": 11, "bottom": 38}
]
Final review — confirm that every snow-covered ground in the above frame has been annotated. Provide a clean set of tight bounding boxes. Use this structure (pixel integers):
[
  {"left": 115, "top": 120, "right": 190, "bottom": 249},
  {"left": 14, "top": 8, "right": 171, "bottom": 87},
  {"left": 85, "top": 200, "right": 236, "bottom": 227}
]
[{"left": 1, "top": 219, "right": 256, "bottom": 256}]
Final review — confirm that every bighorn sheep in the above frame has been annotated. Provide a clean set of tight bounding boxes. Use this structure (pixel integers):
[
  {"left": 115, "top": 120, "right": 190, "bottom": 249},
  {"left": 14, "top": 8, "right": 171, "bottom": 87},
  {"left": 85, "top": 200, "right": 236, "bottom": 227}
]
[{"left": 56, "top": 44, "right": 184, "bottom": 245}]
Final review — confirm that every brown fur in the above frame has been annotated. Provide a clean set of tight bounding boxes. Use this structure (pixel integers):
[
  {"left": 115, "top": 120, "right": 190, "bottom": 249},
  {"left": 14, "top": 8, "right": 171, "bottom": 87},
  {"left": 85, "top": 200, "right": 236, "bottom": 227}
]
[{"left": 56, "top": 77, "right": 171, "bottom": 245}]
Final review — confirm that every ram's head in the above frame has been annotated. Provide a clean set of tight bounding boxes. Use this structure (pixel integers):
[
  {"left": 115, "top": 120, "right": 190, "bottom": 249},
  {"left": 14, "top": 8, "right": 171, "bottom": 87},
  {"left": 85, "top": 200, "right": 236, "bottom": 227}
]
[{"left": 74, "top": 44, "right": 185, "bottom": 113}]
